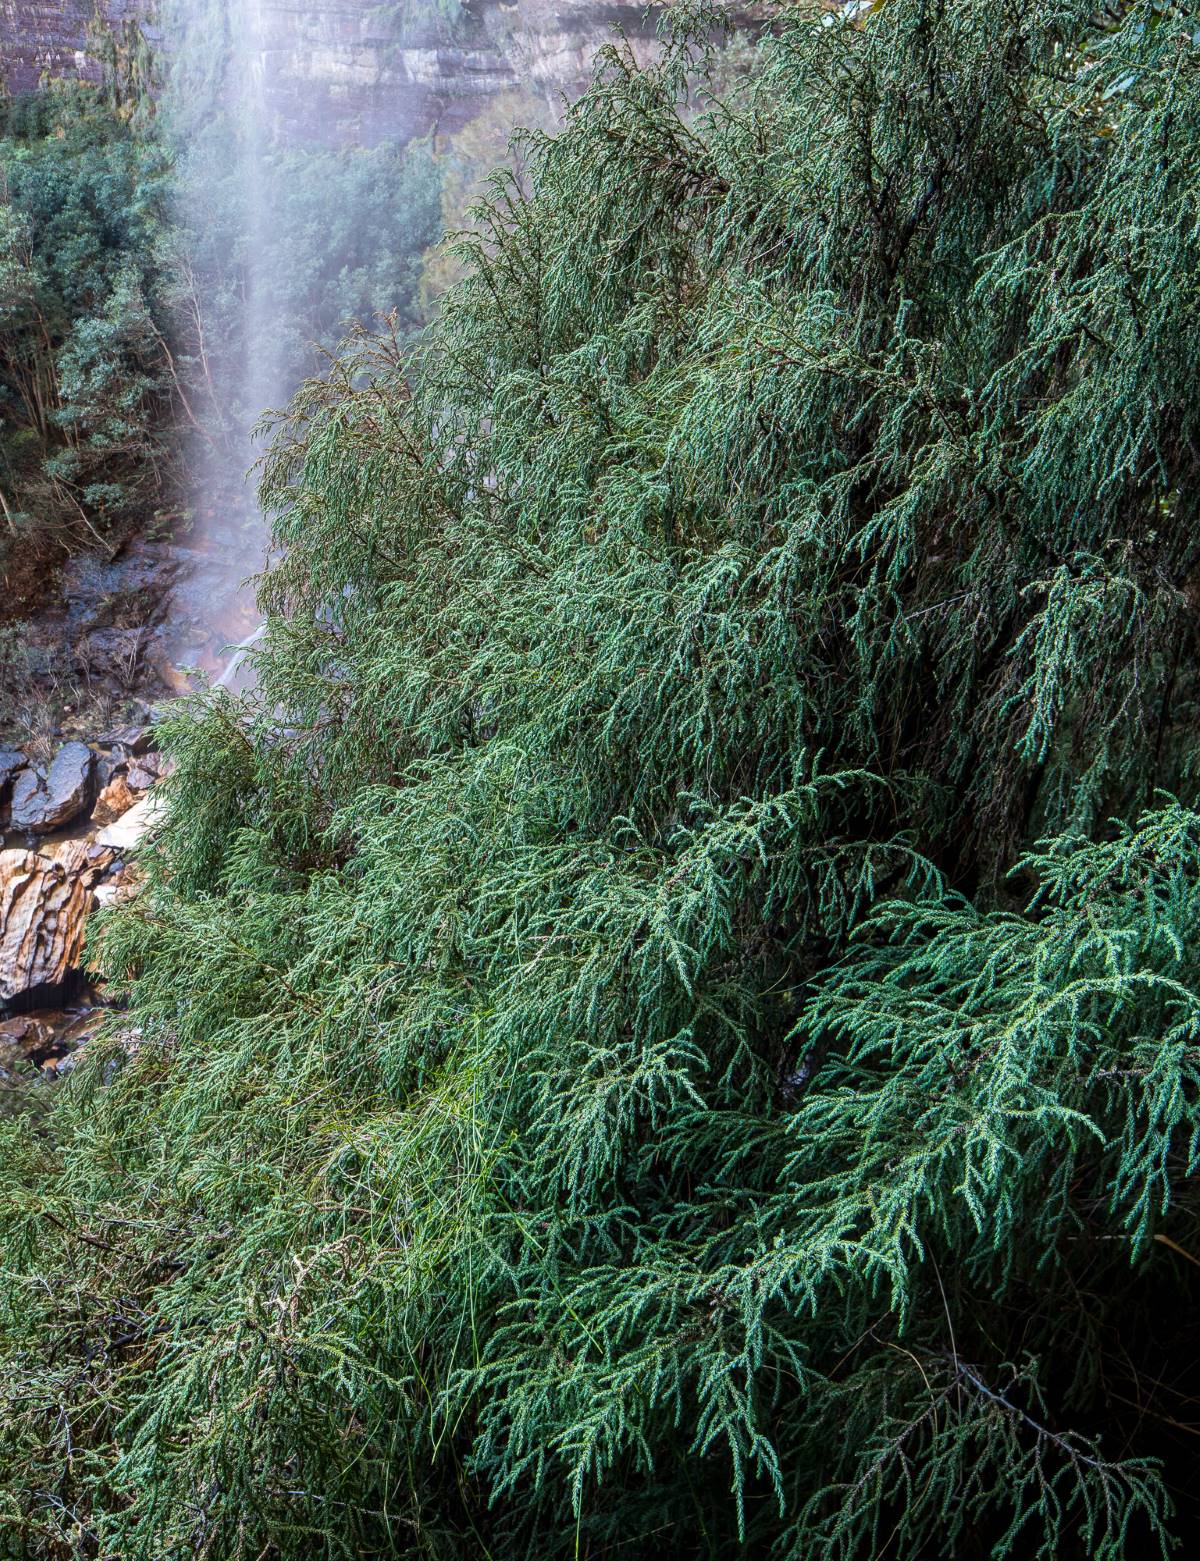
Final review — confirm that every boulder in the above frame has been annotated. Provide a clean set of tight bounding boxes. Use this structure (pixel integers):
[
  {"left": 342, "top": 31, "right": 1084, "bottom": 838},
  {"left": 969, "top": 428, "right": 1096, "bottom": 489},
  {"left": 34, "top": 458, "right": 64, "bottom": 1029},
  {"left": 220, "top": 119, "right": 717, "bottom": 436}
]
[
  {"left": 94, "top": 793, "right": 164, "bottom": 853},
  {"left": 99, "top": 722, "right": 157, "bottom": 756},
  {"left": 10, "top": 742, "right": 95, "bottom": 833},
  {"left": 0, "top": 1013, "right": 52, "bottom": 1050},
  {"left": 0, "top": 838, "right": 93, "bottom": 1001},
  {"left": 91, "top": 772, "right": 140, "bottom": 826},
  {"left": 125, "top": 752, "right": 165, "bottom": 791},
  {"left": 93, "top": 748, "right": 124, "bottom": 789},
  {"left": 0, "top": 748, "right": 26, "bottom": 828}
]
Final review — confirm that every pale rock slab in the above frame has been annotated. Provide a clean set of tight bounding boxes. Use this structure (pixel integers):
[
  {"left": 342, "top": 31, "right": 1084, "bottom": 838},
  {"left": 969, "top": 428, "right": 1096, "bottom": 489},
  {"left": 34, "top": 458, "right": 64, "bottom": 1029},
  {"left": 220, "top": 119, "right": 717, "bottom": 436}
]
[
  {"left": 94, "top": 793, "right": 165, "bottom": 853},
  {"left": 0, "top": 838, "right": 94, "bottom": 1000}
]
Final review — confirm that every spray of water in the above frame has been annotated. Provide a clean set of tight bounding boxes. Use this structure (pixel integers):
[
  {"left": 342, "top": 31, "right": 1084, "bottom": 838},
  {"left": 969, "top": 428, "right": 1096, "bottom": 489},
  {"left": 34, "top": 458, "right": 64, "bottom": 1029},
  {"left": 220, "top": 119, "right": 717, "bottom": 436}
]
[
  {"left": 151, "top": 0, "right": 554, "bottom": 693},
  {"left": 208, "top": 0, "right": 280, "bottom": 690},
  {"left": 156, "top": 0, "right": 287, "bottom": 691},
  {"left": 213, "top": 619, "right": 268, "bottom": 690}
]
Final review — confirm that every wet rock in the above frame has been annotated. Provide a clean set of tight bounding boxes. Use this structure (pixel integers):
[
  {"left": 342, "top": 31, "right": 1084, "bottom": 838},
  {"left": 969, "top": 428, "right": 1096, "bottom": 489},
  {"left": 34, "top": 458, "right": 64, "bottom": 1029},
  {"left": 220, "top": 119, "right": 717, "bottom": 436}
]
[
  {"left": 0, "top": 749, "right": 26, "bottom": 828},
  {"left": 91, "top": 772, "right": 140, "bottom": 826},
  {"left": 75, "top": 625, "right": 153, "bottom": 689},
  {"left": 0, "top": 1013, "right": 51, "bottom": 1050},
  {"left": 94, "top": 793, "right": 164, "bottom": 853},
  {"left": 39, "top": 1007, "right": 109, "bottom": 1076},
  {"left": 9, "top": 742, "right": 95, "bottom": 833},
  {"left": 0, "top": 838, "right": 94, "bottom": 1001},
  {"left": 101, "top": 723, "right": 157, "bottom": 756},
  {"left": 126, "top": 752, "right": 166, "bottom": 791},
  {"left": 9, "top": 772, "right": 40, "bottom": 829},
  {"left": 61, "top": 543, "right": 180, "bottom": 639},
  {"left": 0, "top": 1005, "right": 107, "bottom": 1081},
  {"left": 147, "top": 655, "right": 194, "bottom": 696},
  {"left": 94, "top": 748, "right": 124, "bottom": 789}
]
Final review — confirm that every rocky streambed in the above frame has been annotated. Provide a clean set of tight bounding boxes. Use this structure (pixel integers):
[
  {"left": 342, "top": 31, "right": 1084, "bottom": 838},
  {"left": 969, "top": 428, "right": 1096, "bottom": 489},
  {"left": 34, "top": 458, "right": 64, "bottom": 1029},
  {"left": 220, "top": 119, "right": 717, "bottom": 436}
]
[{"left": 0, "top": 724, "right": 165, "bottom": 1088}]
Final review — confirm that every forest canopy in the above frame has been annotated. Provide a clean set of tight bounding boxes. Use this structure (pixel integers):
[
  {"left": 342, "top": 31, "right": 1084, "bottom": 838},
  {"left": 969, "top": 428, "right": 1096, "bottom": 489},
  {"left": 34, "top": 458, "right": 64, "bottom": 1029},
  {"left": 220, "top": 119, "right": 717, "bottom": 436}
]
[
  {"left": 3, "top": 1, "right": 1200, "bottom": 1556},
  {"left": 0, "top": 69, "right": 441, "bottom": 587},
  {"left": 0, "top": 88, "right": 179, "bottom": 570}
]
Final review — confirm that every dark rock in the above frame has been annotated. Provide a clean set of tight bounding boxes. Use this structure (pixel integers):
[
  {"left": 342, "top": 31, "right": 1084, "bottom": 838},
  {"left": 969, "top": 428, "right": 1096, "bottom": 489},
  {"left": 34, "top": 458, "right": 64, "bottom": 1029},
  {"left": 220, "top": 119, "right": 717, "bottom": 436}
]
[
  {"left": 94, "top": 750, "right": 123, "bottom": 789},
  {"left": 15, "top": 542, "right": 187, "bottom": 713},
  {"left": 74, "top": 625, "right": 153, "bottom": 688},
  {"left": 40, "top": 1006, "right": 109, "bottom": 1075},
  {"left": 0, "top": 1004, "right": 107, "bottom": 1080},
  {"left": 100, "top": 723, "right": 157, "bottom": 756},
  {"left": 126, "top": 753, "right": 165, "bottom": 791},
  {"left": 0, "top": 1013, "right": 47, "bottom": 1048},
  {"left": 10, "top": 742, "right": 95, "bottom": 833},
  {"left": 0, "top": 1013, "right": 51, "bottom": 1084},
  {"left": 0, "top": 749, "right": 26, "bottom": 828},
  {"left": 61, "top": 543, "right": 180, "bottom": 638}
]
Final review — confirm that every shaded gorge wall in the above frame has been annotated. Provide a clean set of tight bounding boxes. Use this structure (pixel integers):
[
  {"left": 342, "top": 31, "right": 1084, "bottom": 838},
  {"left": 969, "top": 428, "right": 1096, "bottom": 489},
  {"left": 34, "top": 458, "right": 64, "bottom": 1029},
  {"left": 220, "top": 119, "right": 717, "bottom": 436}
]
[{"left": 1, "top": 0, "right": 753, "bottom": 147}]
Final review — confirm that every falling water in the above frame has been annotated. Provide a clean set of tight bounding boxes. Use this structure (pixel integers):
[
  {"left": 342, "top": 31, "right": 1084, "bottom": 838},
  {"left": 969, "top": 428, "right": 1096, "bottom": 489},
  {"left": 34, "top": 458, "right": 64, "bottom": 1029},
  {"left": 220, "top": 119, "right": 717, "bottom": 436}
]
[
  {"left": 150, "top": 0, "right": 564, "bottom": 693},
  {"left": 213, "top": 620, "right": 268, "bottom": 691},
  {"left": 211, "top": 0, "right": 277, "bottom": 690},
  {"left": 239, "top": 0, "right": 287, "bottom": 474},
  {"left": 157, "top": 0, "right": 288, "bottom": 691}
]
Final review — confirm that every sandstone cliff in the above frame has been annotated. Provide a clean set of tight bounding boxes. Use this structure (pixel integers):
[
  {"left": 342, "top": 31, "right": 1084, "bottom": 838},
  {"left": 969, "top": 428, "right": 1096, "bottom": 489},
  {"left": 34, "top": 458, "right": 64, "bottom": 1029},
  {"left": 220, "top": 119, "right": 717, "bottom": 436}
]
[{"left": 2, "top": 0, "right": 763, "bottom": 145}]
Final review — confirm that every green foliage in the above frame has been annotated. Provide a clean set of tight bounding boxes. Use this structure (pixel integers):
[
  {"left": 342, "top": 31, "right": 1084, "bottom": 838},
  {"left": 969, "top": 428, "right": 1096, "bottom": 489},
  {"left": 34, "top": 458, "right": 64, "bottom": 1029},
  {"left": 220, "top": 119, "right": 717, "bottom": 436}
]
[
  {"left": 0, "top": 86, "right": 179, "bottom": 565},
  {"left": 3, "top": 2, "right": 1200, "bottom": 1557},
  {"left": 153, "top": 0, "right": 444, "bottom": 489},
  {"left": 173, "top": 129, "right": 442, "bottom": 431}
]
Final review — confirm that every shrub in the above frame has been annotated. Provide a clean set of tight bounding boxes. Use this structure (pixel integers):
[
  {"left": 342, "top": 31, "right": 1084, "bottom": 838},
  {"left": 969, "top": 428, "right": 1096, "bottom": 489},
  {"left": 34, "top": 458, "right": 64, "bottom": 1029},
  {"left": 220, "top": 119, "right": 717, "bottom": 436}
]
[{"left": 2, "top": 3, "right": 1199, "bottom": 1555}]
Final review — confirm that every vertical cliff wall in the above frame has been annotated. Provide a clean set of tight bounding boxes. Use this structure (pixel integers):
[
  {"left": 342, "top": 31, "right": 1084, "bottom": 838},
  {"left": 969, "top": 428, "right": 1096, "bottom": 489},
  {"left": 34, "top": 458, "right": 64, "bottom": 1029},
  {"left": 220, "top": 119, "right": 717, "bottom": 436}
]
[
  {"left": 2, "top": 1, "right": 763, "bottom": 145},
  {"left": 0, "top": 0, "right": 153, "bottom": 95}
]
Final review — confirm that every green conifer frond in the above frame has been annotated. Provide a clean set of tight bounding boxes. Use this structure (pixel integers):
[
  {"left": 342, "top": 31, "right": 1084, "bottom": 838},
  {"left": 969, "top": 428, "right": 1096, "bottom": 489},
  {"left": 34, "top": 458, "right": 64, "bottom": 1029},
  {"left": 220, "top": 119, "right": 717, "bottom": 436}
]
[{"left": 3, "top": 2, "right": 1200, "bottom": 1556}]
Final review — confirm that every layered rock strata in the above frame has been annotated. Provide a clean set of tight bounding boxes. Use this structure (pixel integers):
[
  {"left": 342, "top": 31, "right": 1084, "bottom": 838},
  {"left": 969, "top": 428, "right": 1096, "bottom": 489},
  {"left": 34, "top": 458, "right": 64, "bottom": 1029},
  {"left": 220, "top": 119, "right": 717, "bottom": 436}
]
[{"left": 2, "top": 0, "right": 764, "bottom": 146}]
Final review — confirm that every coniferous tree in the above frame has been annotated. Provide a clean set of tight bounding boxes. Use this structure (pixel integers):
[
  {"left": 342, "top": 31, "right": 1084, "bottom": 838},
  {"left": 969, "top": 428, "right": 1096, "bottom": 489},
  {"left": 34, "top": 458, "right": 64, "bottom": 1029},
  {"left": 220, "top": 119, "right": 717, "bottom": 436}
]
[{"left": 3, "top": 3, "right": 1200, "bottom": 1556}]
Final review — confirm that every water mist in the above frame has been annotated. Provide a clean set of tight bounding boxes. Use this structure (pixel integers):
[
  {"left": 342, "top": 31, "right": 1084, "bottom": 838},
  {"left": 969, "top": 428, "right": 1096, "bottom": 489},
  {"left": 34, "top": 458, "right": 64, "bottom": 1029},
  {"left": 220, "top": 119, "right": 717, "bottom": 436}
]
[{"left": 158, "top": 0, "right": 295, "bottom": 690}]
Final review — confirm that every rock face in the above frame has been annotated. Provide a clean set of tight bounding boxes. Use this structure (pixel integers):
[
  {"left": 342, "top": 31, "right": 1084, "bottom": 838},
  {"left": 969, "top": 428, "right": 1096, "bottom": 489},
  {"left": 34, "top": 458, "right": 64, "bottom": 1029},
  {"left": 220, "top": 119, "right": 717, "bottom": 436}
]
[
  {"left": 9, "top": 742, "right": 95, "bottom": 834},
  {"left": 240, "top": 0, "right": 674, "bottom": 145},
  {"left": 0, "top": 726, "right": 154, "bottom": 1011},
  {"left": 0, "top": 0, "right": 150, "bottom": 95},
  {"left": 0, "top": 839, "right": 98, "bottom": 1001},
  {"left": 1, "top": 0, "right": 763, "bottom": 147}
]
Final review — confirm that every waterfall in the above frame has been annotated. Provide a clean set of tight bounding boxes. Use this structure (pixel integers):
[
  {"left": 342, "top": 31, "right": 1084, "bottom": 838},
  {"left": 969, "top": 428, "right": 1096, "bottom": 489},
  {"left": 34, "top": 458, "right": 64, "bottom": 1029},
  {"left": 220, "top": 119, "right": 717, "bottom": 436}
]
[
  {"left": 239, "top": 0, "right": 286, "bottom": 458},
  {"left": 211, "top": 0, "right": 277, "bottom": 690},
  {"left": 161, "top": 0, "right": 287, "bottom": 690},
  {"left": 213, "top": 620, "right": 268, "bottom": 691}
]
